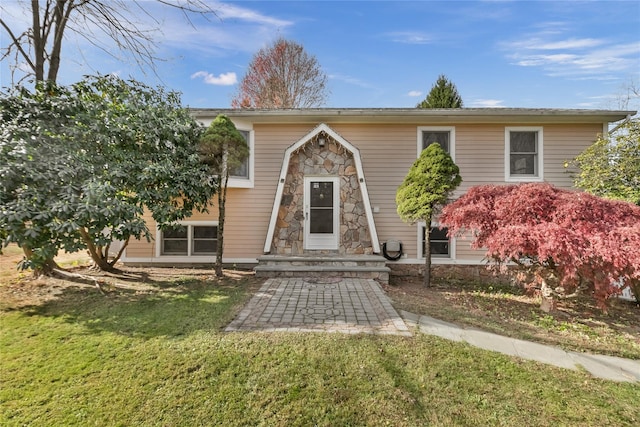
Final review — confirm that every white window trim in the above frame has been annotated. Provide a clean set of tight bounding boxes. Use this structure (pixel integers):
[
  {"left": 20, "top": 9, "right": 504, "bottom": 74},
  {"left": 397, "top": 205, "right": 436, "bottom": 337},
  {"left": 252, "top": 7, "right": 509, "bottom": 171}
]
[
  {"left": 417, "top": 126, "right": 456, "bottom": 161},
  {"left": 227, "top": 127, "right": 254, "bottom": 188},
  {"left": 505, "top": 126, "right": 544, "bottom": 182},
  {"left": 155, "top": 221, "right": 219, "bottom": 261},
  {"left": 417, "top": 221, "right": 455, "bottom": 260}
]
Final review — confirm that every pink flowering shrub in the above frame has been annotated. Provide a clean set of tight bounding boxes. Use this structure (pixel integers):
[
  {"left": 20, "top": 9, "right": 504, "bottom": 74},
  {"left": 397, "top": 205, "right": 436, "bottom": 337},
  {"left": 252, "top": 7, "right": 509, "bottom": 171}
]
[{"left": 440, "top": 183, "right": 640, "bottom": 309}]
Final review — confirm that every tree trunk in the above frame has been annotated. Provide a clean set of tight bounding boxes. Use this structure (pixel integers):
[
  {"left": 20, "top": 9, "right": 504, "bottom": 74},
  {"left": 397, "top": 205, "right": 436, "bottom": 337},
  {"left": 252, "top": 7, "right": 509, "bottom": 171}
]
[
  {"left": 539, "top": 278, "right": 557, "bottom": 313},
  {"left": 31, "top": 0, "right": 45, "bottom": 81},
  {"left": 47, "top": 0, "right": 75, "bottom": 82},
  {"left": 424, "top": 220, "right": 432, "bottom": 287},
  {"left": 78, "top": 227, "right": 115, "bottom": 271},
  {"left": 108, "top": 237, "right": 129, "bottom": 268},
  {"left": 22, "top": 246, "right": 59, "bottom": 276},
  {"left": 629, "top": 280, "right": 640, "bottom": 304},
  {"left": 215, "top": 171, "right": 229, "bottom": 277}
]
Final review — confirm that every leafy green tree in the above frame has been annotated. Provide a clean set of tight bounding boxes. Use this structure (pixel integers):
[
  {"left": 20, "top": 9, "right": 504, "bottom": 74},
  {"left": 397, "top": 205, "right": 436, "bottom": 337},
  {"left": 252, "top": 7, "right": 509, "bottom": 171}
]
[
  {"left": 198, "top": 115, "right": 249, "bottom": 277},
  {"left": 0, "top": 75, "right": 215, "bottom": 273},
  {"left": 417, "top": 74, "right": 463, "bottom": 108},
  {"left": 396, "top": 143, "right": 462, "bottom": 286},
  {"left": 571, "top": 119, "right": 640, "bottom": 205}
]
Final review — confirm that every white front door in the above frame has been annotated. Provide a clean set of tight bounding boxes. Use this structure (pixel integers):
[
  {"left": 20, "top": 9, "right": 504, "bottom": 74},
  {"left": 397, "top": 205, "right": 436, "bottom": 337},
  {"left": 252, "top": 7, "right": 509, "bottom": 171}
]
[{"left": 304, "top": 177, "right": 339, "bottom": 250}]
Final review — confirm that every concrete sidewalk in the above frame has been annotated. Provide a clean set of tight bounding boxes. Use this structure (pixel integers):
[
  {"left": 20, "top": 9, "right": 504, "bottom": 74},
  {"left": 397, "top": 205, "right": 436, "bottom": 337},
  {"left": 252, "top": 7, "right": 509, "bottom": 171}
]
[
  {"left": 401, "top": 311, "right": 640, "bottom": 383},
  {"left": 225, "top": 277, "right": 639, "bottom": 383}
]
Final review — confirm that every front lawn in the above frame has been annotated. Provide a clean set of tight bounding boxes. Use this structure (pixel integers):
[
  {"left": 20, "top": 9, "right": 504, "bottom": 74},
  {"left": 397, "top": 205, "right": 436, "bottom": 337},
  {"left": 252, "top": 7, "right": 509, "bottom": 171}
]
[{"left": 1, "top": 265, "right": 639, "bottom": 426}]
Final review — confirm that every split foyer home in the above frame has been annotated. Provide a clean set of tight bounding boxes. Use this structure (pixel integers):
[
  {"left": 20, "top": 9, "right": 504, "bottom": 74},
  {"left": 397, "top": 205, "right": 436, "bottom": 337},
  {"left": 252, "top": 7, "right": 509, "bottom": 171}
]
[{"left": 121, "top": 108, "right": 633, "bottom": 282}]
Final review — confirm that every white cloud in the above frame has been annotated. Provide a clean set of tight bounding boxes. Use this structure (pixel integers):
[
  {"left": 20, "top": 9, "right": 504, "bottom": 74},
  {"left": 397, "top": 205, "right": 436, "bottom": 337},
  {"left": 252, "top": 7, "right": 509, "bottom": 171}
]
[
  {"left": 154, "top": 2, "right": 294, "bottom": 56},
  {"left": 214, "top": 2, "right": 292, "bottom": 27},
  {"left": 509, "top": 42, "right": 640, "bottom": 78},
  {"left": 502, "top": 24, "right": 640, "bottom": 80},
  {"left": 191, "top": 71, "right": 237, "bottom": 85},
  {"left": 507, "top": 37, "right": 604, "bottom": 51},
  {"left": 328, "top": 73, "right": 372, "bottom": 88},
  {"left": 469, "top": 99, "right": 506, "bottom": 108},
  {"left": 407, "top": 91, "right": 422, "bottom": 97},
  {"left": 385, "top": 31, "right": 433, "bottom": 44}
]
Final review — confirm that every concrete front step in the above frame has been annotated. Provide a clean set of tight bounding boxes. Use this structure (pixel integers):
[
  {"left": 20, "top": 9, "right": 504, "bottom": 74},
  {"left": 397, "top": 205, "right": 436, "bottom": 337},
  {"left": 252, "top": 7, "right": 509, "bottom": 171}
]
[
  {"left": 257, "top": 254, "right": 387, "bottom": 267},
  {"left": 254, "top": 255, "right": 390, "bottom": 284}
]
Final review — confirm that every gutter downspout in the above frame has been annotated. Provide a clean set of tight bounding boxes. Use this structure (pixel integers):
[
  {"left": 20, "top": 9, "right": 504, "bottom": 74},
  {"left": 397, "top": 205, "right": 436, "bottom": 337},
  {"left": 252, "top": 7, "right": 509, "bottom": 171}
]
[{"left": 608, "top": 114, "right": 633, "bottom": 135}]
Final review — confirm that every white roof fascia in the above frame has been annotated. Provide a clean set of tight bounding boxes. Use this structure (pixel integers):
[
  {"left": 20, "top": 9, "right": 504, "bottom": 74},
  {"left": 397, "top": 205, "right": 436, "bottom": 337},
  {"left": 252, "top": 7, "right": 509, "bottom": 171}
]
[{"left": 191, "top": 108, "right": 635, "bottom": 125}]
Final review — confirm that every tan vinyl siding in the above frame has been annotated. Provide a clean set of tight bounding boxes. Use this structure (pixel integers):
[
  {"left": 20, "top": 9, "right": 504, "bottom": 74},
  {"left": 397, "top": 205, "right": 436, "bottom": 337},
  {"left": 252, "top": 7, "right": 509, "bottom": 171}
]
[
  {"left": 329, "top": 124, "right": 418, "bottom": 257},
  {"left": 125, "top": 120, "right": 604, "bottom": 264},
  {"left": 455, "top": 125, "right": 505, "bottom": 194},
  {"left": 543, "top": 124, "right": 602, "bottom": 187},
  {"left": 224, "top": 124, "right": 312, "bottom": 258},
  {"left": 125, "top": 228, "right": 155, "bottom": 258}
]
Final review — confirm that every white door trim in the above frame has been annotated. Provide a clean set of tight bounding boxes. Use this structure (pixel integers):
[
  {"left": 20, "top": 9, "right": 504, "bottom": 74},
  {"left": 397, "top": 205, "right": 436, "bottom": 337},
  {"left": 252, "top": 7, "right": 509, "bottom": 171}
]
[
  {"left": 304, "top": 176, "right": 339, "bottom": 250},
  {"left": 263, "top": 123, "right": 380, "bottom": 254}
]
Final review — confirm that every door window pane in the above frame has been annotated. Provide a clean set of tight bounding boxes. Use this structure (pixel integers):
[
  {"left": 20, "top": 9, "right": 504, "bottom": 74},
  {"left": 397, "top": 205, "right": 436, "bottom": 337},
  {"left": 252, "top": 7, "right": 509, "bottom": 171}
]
[
  {"left": 310, "top": 209, "right": 333, "bottom": 233},
  {"left": 310, "top": 181, "right": 333, "bottom": 207}
]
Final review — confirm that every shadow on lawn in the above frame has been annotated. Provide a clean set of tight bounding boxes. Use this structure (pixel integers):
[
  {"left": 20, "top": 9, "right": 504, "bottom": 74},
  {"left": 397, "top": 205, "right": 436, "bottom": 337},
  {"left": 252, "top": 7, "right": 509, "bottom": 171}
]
[{"left": 15, "top": 269, "right": 260, "bottom": 339}]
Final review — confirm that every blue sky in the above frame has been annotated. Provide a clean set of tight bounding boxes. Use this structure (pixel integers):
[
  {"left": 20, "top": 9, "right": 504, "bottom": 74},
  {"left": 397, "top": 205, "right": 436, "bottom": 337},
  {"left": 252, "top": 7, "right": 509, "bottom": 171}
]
[{"left": 2, "top": 0, "right": 639, "bottom": 110}]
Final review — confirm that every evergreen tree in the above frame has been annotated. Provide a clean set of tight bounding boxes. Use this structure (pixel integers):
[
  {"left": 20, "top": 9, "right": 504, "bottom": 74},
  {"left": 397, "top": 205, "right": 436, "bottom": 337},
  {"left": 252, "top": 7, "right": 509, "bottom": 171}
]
[
  {"left": 198, "top": 115, "right": 249, "bottom": 277},
  {"left": 417, "top": 74, "right": 463, "bottom": 108},
  {"left": 396, "top": 143, "right": 462, "bottom": 286}
]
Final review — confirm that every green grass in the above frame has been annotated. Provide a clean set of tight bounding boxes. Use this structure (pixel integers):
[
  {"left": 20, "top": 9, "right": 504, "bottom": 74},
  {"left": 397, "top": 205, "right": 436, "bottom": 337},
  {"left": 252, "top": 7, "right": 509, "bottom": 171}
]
[
  {"left": 387, "top": 277, "right": 640, "bottom": 359},
  {"left": 2, "top": 277, "right": 639, "bottom": 426}
]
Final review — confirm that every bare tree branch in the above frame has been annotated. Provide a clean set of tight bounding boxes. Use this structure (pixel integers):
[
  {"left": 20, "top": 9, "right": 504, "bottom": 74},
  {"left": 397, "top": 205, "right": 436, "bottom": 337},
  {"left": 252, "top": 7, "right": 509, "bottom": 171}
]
[
  {"left": 1, "top": 0, "right": 218, "bottom": 84},
  {"left": 0, "top": 20, "right": 35, "bottom": 71}
]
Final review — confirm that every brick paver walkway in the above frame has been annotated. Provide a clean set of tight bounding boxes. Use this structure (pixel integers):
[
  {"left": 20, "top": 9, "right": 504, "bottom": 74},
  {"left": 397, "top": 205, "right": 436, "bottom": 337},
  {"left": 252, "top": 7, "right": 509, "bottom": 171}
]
[{"left": 226, "top": 277, "right": 411, "bottom": 335}]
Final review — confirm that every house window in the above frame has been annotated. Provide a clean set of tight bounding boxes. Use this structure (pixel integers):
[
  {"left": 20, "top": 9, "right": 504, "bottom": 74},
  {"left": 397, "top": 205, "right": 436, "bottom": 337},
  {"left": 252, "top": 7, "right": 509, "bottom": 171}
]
[
  {"left": 227, "top": 127, "right": 254, "bottom": 188},
  {"left": 192, "top": 226, "right": 217, "bottom": 255},
  {"left": 417, "top": 126, "right": 455, "bottom": 160},
  {"left": 161, "top": 224, "right": 217, "bottom": 256},
  {"left": 505, "top": 127, "right": 543, "bottom": 181},
  {"left": 421, "top": 225, "right": 451, "bottom": 258},
  {"left": 230, "top": 130, "right": 250, "bottom": 179},
  {"left": 162, "top": 226, "right": 188, "bottom": 255}
]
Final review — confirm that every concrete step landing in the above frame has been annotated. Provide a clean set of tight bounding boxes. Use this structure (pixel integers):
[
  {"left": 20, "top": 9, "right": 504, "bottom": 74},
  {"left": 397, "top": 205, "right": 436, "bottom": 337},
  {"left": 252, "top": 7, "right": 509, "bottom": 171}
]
[{"left": 254, "top": 254, "right": 390, "bottom": 284}]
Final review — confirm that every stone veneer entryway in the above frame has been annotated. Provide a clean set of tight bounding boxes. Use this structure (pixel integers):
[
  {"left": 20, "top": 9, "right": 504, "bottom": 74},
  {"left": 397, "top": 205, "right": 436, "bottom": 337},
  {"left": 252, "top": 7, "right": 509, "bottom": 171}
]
[
  {"left": 270, "top": 131, "right": 374, "bottom": 256},
  {"left": 257, "top": 124, "right": 387, "bottom": 283}
]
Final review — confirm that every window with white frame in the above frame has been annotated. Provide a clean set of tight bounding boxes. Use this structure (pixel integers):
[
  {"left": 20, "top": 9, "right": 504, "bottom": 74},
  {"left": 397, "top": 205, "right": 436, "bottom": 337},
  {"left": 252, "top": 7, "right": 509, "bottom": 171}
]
[
  {"left": 160, "top": 224, "right": 217, "bottom": 256},
  {"left": 230, "top": 130, "right": 250, "bottom": 179},
  {"left": 416, "top": 127, "right": 455, "bottom": 260},
  {"left": 420, "top": 225, "right": 451, "bottom": 258},
  {"left": 418, "top": 126, "right": 455, "bottom": 159},
  {"left": 228, "top": 128, "right": 254, "bottom": 188},
  {"left": 505, "top": 127, "right": 543, "bottom": 181}
]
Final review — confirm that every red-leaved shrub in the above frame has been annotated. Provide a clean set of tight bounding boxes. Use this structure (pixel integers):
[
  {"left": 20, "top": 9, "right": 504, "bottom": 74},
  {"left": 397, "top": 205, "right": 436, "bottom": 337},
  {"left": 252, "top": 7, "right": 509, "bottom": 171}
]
[{"left": 440, "top": 183, "right": 640, "bottom": 309}]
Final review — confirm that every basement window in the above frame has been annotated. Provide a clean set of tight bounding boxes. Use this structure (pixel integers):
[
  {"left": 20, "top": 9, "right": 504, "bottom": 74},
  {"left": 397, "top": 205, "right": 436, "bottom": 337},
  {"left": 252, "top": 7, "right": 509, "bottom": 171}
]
[
  {"left": 161, "top": 224, "right": 217, "bottom": 256},
  {"left": 420, "top": 225, "right": 451, "bottom": 258}
]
